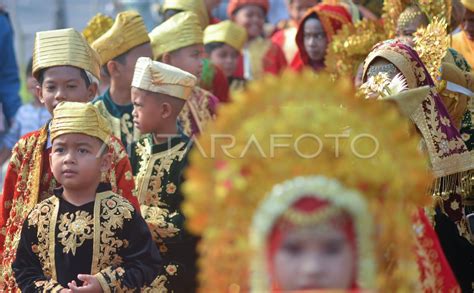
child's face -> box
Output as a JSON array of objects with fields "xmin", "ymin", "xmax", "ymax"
[
  {"xmin": 168, "ymin": 44, "xmax": 204, "ymax": 82},
  {"xmin": 303, "ymin": 18, "xmax": 328, "ymax": 63},
  {"xmin": 288, "ymin": 0, "xmax": 318, "ymax": 23},
  {"xmin": 131, "ymin": 87, "xmax": 164, "ymax": 134},
  {"xmin": 209, "ymin": 44, "xmax": 240, "ymax": 78},
  {"xmin": 50, "ymin": 133, "xmax": 110, "ymax": 191},
  {"xmin": 38, "ymin": 66, "xmax": 97, "ymax": 114},
  {"xmin": 111, "ymin": 43, "xmax": 153, "ymax": 92},
  {"xmin": 272, "ymin": 222, "xmax": 355, "ymax": 290},
  {"xmin": 233, "ymin": 5, "xmax": 265, "ymax": 39}
]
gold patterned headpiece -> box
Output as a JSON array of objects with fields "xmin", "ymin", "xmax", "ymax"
[
  {"xmin": 397, "ymin": 5, "xmax": 426, "ymax": 32},
  {"xmin": 32, "ymin": 28, "xmax": 101, "ymax": 80},
  {"xmin": 91, "ymin": 10, "xmax": 150, "ymax": 66},
  {"xmin": 162, "ymin": 0, "xmax": 209, "ymax": 28},
  {"xmin": 149, "ymin": 11, "xmax": 203, "ymax": 60},
  {"xmin": 204, "ymin": 20, "xmax": 247, "ymax": 51},
  {"xmin": 82, "ymin": 13, "xmax": 114, "ymax": 45},
  {"xmin": 132, "ymin": 57, "xmax": 197, "ymax": 100},
  {"xmin": 50, "ymin": 101, "xmax": 111, "ymax": 143},
  {"xmin": 183, "ymin": 70, "xmax": 431, "ymax": 291}
]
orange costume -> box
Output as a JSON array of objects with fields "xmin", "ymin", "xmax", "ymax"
[
  {"xmin": 451, "ymin": 31, "xmax": 474, "ymax": 69},
  {"xmin": 291, "ymin": 4, "xmax": 352, "ymax": 71},
  {"xmin": 228, "ymin": 0, "xmax": 287, "ymax": 79}
]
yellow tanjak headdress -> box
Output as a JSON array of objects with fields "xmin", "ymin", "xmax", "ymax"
[
  {"xmin": 204, "ymin": 20, "xmax": 247, "ymax": 51},
  {"xmin": 132, "ymin": 57, "xmax": 197, "ymax": 100},
  {"xmin": 50, "ymin": 101, "xmax": 111, "ymax": 143},
  {"xmin": 32, "ymin": 28, "xmax": 101, "ymax": 80},
  {"xmin": 183, "ymin": 70, "xmax": 431, "ymax": 292},
  {"xmin": 149, "ymin": 11, "xmax": 203, "ymax": 60},
  {"xmin": 162, "ymin": 0, "xmax": 209, "ymax": 28},
  {"xmin": 82, "ymin": 13, "xmax": 114, "ymax": 45},
  {"xmin": 92, "ymin": 10, "xmax": 150, "ymax": 66}
]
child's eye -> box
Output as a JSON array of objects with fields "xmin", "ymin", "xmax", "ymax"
[
  {"xmin": 53, "ymin": 147, "xmax": 64, "ymax": 153},
  {"xmin": 46, "ymin": 85, "xmax": 56, "ymax": 91},
  {"xmin": 78, "ymin": 148, "xmax": 89, "ymax": 154},
  {"xmin": 324, "ymin": 241, "xmax": 344, "ymax": 255},
  {"xmin": 282, "ymin": 243, "xmax": 302, "ymax": 255},
  {"xmin": 67, "ymin": 84, "xmax": 77, "ymax": 89}
]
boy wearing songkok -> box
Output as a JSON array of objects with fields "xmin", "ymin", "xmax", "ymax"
[
  {"xmin": 13, "ymin": 102, "xmax": 162, "ymax": 292},
  {"xmin": 0, "ymin": 28, "xmax": 139, "ymax": 291},
  {"xmin": 130, "ymin": 57, "xmax": 198, "ymax": 292},
  {"xmin": 149, "ymin": 11, "xmax": 219, "ymax": 136},
  {"xmin": 204, "ymin": 20, "xmax": 248, "ymax": 91},
  {"xmin": 92, "ymin": 10, "xmax": 153, "ymax": 149}
]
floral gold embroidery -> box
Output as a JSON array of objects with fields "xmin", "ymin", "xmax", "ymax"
[
  {"xmin": 166, "ymin": 183, "xmax": 176, "ymax": 194},
  {"xmin": 58, "ymin": 210, "xmax": 94, "ymax": 255},
  {"xmin": 165, "ymin": 264, "xmax": 177, "ymax": 276},
  {"xmin": 95, "ymin": 193, "xmax": 134, "ymax": 272}
]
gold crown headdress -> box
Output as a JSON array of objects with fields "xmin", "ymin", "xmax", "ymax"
[
  {"xmin": 413, "ymin": 17, "xmax": 449, "ymax": 85},
  {"xmin": 183, "ymin": 70, "xmax": 431, "ymax": 292},
  {"xmin": 382, "ymin": 0, "xmax": 451, "ymax": 37},
  {"xmin": 325, "ymin": 18, "xmax": 387, "ymax": 78},
  {"xmin": 82, "ymin": 13, "xmax": 114, "ymax": 45}
]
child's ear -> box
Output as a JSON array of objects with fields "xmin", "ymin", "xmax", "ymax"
[
  {"xmin": 99, "ymin": 153, "xmax": 112, "ymax": 173},
  {"xmin": 161, "ymin": 102, "xmax": 172, "ymax": 119},
  {"xmin": 37, "ymin": 85, "xmax": 45, "ymax": 104},
  {"xmin": 107, "ymin": 60, "xmax": 120, "ymax": 78},
  {"xmin": 87, "ymin": 83, "xmax": 98, "ymax": 100},
  {"xmin": 49, "ymin": 151, "xmax": 54, "ymax": 173}
]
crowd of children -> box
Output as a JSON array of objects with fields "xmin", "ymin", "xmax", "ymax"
[{"xmin": 0, "ymin": 0, "xmax": 473, "ymax": 292}]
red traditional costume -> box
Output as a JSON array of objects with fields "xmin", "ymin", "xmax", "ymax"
[
  {"xmin": 183, "ymin": 70, "xmax": 460, "ymax": 291},
  {"xmin": 0, "ymin": 28, "xmax": 139, "ymax": 291},
  {"xmin": 291, "ymin": 4, "xmax": 352, "ymax": 71}
]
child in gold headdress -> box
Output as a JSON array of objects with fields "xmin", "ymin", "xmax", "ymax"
[
  {"xmin": 92, "ymin": 11, "xmax": 153, "ymax": 150},
  {"xmin": 130, "ymin": 57, "xmax": 198, "ymax": 292},
  {"xmin": 161, "ymin": 0, "xmax": 230, "ymax": 103},
  {"xmin": 227, "ymin": 0, "xmax": 287, "ymax": 80},
  {"xmin": 204, "ymin": 20, "xmax": 248, "ymax": 92},
  {"xmin": 149, "ymin": 11, "xmax": 219, "ymax": 136},
  {"xmin": 0, "ymin": 28, "xmax": 139, "ymax": 292},
  {"xmin": 12, "ymin": 102, "xmax": 162, "ymax": 292}
]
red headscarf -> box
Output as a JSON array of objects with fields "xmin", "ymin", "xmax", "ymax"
[
  {"xmin": 227, "ymin": 0, "xmax": 269, "ymax": 17},
  {"xmin": 267, "ymin": 196, "xmax": 358, "ymax": 291},
  {"xmin": 291, "ymin": 4, "xmax": 352, "ymax": 71}
]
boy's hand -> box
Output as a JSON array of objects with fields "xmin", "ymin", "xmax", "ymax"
[
  {"xmin": 60, "ymin": 289, "xmax": 71, "ymax": 293},
  {"xmin": 68, "ymin": 275, "xmax": 104, "ymax": 293}
]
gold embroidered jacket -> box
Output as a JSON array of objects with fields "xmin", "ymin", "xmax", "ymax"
[
  {"xmin": 12, "ymin": 184, "xmax": 163, "ymax": 292},
  {"xmin": 131, "ymin": 132, "xmax": 198, "ymax": 291}
]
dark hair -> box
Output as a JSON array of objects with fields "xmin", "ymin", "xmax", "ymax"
[
  {"xmin": 37, "ymin": 67, "xmax": 91, "ymax": 87},
  {"xmin": 26, "ymin": 57, "xmax": 33, "ymax": 77},
  {"xmin": 101, "ymin": 50, "xmax": 129, "ymax": 77},
  {"xmin": 204, "ymin": 42, "xmax": 226, "ymax": 54},
  {"xmin": 163, "ymin": 9, "xmax": 183, "ymax": 21}
]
